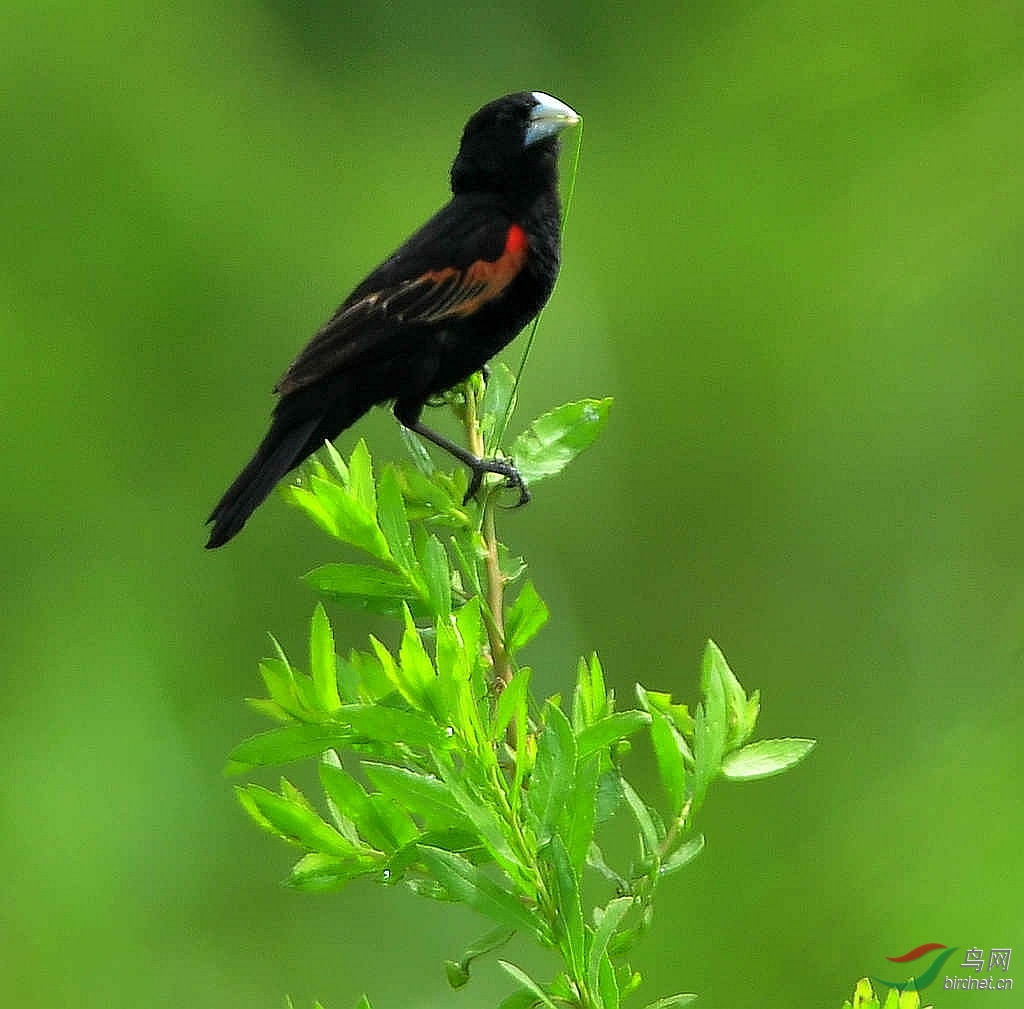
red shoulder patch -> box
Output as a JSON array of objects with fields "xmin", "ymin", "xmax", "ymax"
[
  {"xmin": 505, "ymin": 223, "xmax": 528, "ymax": 256},
  {"xmin": 409, "ymin": 223, "xmax": 529, "ymax": 323}
]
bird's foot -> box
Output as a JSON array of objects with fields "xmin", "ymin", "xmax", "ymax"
[
  {"xmin": 463, "ymin": 457, "xmax": 530, "ymax": 507},
  {"xmin": 402, "ymin": 419, "xmax": 530, "ymax": 507}
]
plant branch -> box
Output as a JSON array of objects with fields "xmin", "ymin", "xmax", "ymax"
[
  {"xmin": 462, "ymin": 379, "xmax": 513, "ymax": 691},
  {"xmin": 230, "ymin": 362, "xmax": 818, "ymax": 1009}
]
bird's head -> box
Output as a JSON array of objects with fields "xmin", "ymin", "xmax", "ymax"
[{"xmin": 451, "ymin": 91, "xmax": 579, "ymax": 198}]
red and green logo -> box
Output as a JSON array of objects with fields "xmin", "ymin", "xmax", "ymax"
[{"xmin": 871, "ymin": 944, "xmax": 958, "ymax": 992}]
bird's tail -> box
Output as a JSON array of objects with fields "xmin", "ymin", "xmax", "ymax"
[{"xmin": 205, "ymin": 414, "xmax": 321, "ymax": 548}]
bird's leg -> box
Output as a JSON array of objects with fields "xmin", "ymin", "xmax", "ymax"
[{"xmin": 405, "ymin": 420, "xmax": 530, "ymax": 506}]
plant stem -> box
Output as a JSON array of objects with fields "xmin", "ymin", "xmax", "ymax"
[
  {"xmin": 462, "ymin": 380, "xmax": 513, "ymax": 690},
  {"xmin": 482, "ymin": 506, "xmax": 512, "ymax": 689}
]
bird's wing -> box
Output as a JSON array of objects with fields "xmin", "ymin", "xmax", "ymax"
[{"xmin": 275, "ymin": 197, "xmax": 528, "ymax": 396}]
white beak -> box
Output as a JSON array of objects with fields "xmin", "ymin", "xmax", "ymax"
[{"xmin": 525, "ymin": 92, "xmax": 580, "ymax": 146}]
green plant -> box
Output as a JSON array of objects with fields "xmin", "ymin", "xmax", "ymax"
[
  {"xmin": 843, "ymin": 978, "xmax": 934, "ymax": 1009},
  {"xmin": 229, "ymin": 368, "xmax": 816, "ymax": 1009}
]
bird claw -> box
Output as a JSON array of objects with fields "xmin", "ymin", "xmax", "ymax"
[{"xmin": 463, "ymin": 458, "xmax": 530, "ymax": 507}]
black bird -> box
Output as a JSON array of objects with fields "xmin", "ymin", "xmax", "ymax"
[{"xmin": 206, "ymin": 91, "xmax": 579, "ymax": 548}]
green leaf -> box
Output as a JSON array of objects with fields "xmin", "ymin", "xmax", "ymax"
[
  {"xmin": 390, "ymin": 830, "xmax": 487, "ymax": 879},
  {"xmin": 480, "ymin": 362, "xmax": 517, "ymax": 454},
  {"xmin": 434, "ymin": 751, "xmax": 525, "ymax": 881},
  {"xmin": 378, "ymin": 465, "xmax": 419, "ymax": 577},
  {"xmin": 576, "ymin": 711, "xmax": 651, "ymax": 762},
  {"xmin": 448, "ymin": 534, "xmax": 483, "ymax": 601},
  {"xmin": 593, "ymin": 771, "xmax": 622, "ymax": 827},
  {"xmin": 308, "ymin": 472, "xmax": 390, "ymax": 560},
  {"xmin": 445, "ymin": 960, "xmax": 471, "ymax": 990},
  {"xmin": 305, "ymin": 563, "xmax": 417, "ymax": 616},
  {"xmin": 367, "ymin": 635, "xmax": 400, "ymax": 697},
  {"xmin": 645, "ymin": 707, "xmax": 686, "ymax": 816},
  {"xmin": 496, "ymin": 991, "xmax": 541, "ymax": 1009},
  {"xmin": 363, "ymin": 762, "xmax": 470, "ymax": 832},
  {"xmin": 721, "ymin": 738, "xmax": 817, "ymax": 780},
  {"xmin": 396, "ymin": 606, "xmax": 436, "ymax": 713},
  {"xmin": 318, "ymin": 751, "xmax": 361, "ymax": 841},
  {"xmin": 587, "ymin": 842, "xmax": 628, "ymax": 890},
  {"xmin": 510, "ymin": 398, "xmax": 613, "ymax": 484},
  {"xmin": 287, "ymin": 850, "xmax": 382, "ymax": 891},
  {"xmin": 550, "ymin": 971, "xmax": 575, "ymax": 1001},
  {"xmin": 572, "ymin": 657, "xmax": 590, "ymax": 731},
  {"xmin": 510, "ymin": 671, "xmax": 531, "ymax": 813},
  {"xmin": 607, "ymin": 904, "xmax": 653, "ymax": 957},
  {"xmin": 318, "ymin": 440, "xmax": 348, "ymax": 482},
  {"xmin": 617, "ymin": 968, "xmax": 643, "ymax": 1000},
  {"xmin": 642, "ymin": 995, "xmax": 698, "ymax": 1009},
  {"xmin": 635, "ymin": 684, "xmax": 695, "ymax": 739},
  {"xmin": 227, "ymin": 723, "xmax": 353, "ymax": 771},
  {"xmin": 562, "ymin": 753, "xmax": 600, "ymax": 873},
  {"xmin": 418, "ymin": 847, "xmax": 550, "ymax": 942},
  {"xmin": 367, "ymin": 791, "xmax": 420, "ymax": 847},
  {"xmin": 309, "ymin": 603, "xmax": 342, "ymax": 713},
  {"xmin": 399, "ymin": 424, "xmax": 437, "ymax": 475},
  {"xmin": 245, "ymin": 697, "xmax": 290, "ymax": 723},
  {"xmin": 740, "ymin": 689, "xmax": 762, "ymax": 748},
  {"xmin": 527, "ymin": 702, "xmax": 577, "ymax": 844},
  {"xmin": 339, "ymin": 703, "xmax": 448, "ymax": 750},
  {"xmin": 497, "ymin": 961, "xmax": 558, "ymax": 1009},
  {"xmin": 419, "ymin": 532, "xmax": 452, "ymax": 617},
  {"xmin": 445, "ymin": 925, "xmax": 516, "ymax": 990},
  {"xmin": 498, "ymin": 543, "xmax": 527, "ymax": 583},
  {"xmin": 283, "ymin": 484, "xmax": 339, "ymax": 540},
  {"xmin": 341, "ymin": 647, "xmax": 391, "ymax": 703},
  {"xmin": 573, "ymin": 654, "xmax": 609, "ymax": 730},
  {"xmin": 588, "ymin": 897, "xmax": 633, "ymax": 1007},
  {"xmin": 319, "ymin": 762, "xmax": 399, "ymax": 851},
  {"xmin": 659, "ymin": 834, "xmax": 705, "ymax": 876},
  {"xmin": 348, "ymin": 439, "xmax": 377, "ymax": 515},
  {"xmin": 588, "ymin": 655, "xmax": 608, "ymax": 719},
  {"xmin": 597, "ymin": 953, "xmax": 620, "ymax": 1009},
  {"xmin": 693, "ymin": 640, "xmax": 729, "ymax": 810},
  {"xmin": 236, "ymin": 783, "xmax": 358, "ymax": 856},
  {"xmin": 704, "ymin": 639, "xmax": 756, "ymax": 748},
  {"xmin": 454, "ymin": 589, "xmax": 485, "ymax": 658},
  {"xmin": 544, "ymin": 835, "xmax": 586, "ymax": 981},
  {"xmin": 398, "ymin": 466, "xmax": 467, "ymax": 524},
  {"xmin": 491, "ymin": 666, "xmax": 531, "ymax": 742},
  {"xmin": 435, "ymin": 605, "xmax": 489, "ymax": 750},
  {"xmin": 505, "ymin": 580, "xmax": 550, "ymax": 655},
  {"xmin": 257, "ymin": 656, "xmax": 303, "ymax": 718},
  {"xmin": 619, "ymin": 777, "xmax": 661, "ymax": 855}
]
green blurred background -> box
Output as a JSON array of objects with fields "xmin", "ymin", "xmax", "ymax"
[{"xmin": 3, "ymin": 0, "xmax": 1022, "ymax": 1006}]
